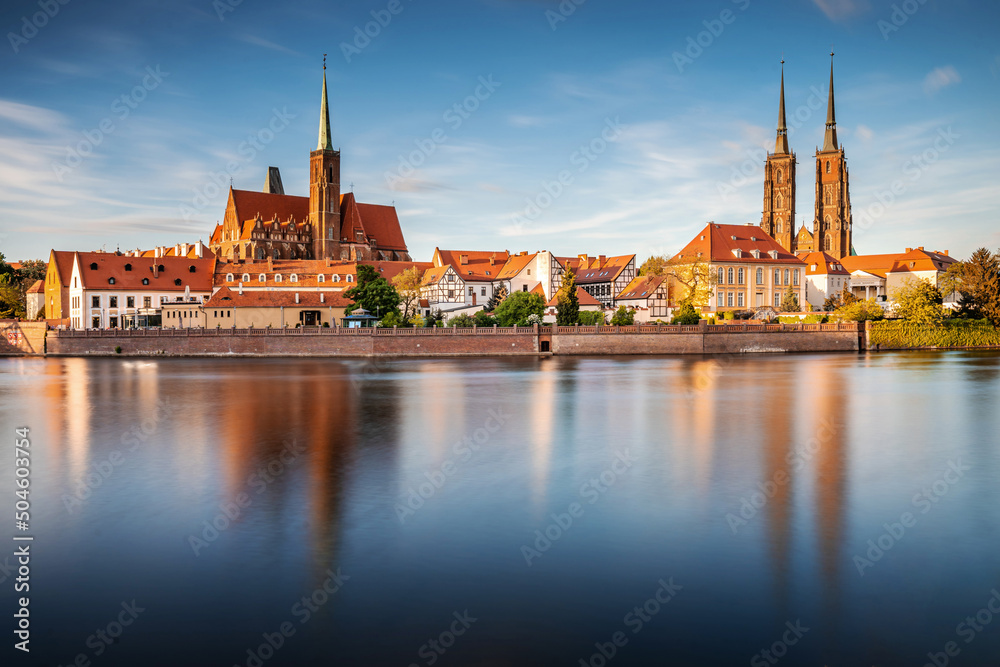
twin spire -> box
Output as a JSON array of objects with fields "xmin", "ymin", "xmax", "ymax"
[
  {"xmin": 774, "ymin": 53, "xmax": 839, "ymax": 155},
  {"xmin": 318, "ymin": 54, "xmax": 333, "ymax": 152}
]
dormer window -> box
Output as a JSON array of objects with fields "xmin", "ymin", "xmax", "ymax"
[
  {"xmin": 317, "ymin": 274, "xmax": 326, "ymax": 283},
  {"xmin": 769, "ymin": 250, "xmax": 778, "ymax": 259},
  {"xmin": 332, "ymin": 274, "xmax": 340, "ymax": 282},
  {"xmin": 274, "ymin": 274, "xmax": 283, "ymax": 283},
  {"xmin": 124, "ymin": 263, "xmax": 132, "ymax": 271},
  {"xmin": 226, "ymin": 273, "xmax": 234, "ymax": 282},
  {"xmin": 142, "ymin": 278, "xmax": 149, "ymax": 285},
  {"xmin": 108, "ymin": 277, "xmax": 115, "ymax": 284},
  {"xmin": 732, "ymin": 249, "xmax": 741, "ymax": 258},
  {"xmin": 346, "ymin": 275, "xmax": 354, "ymax": 283},
  {"xmin": 90, "ymin": 262, "xmax": 98, "ymax": 270},
  {"xmin": 258, "ymin": 274, "xmax": 266, "ymax": 283},
  {"xmin": 752, "ymin": 249, "xmax": 761, "ymax": 259},
  {"xmin": 189, "ymin": 266, "xmax": 196, "ymax": 273},
  {"xmin": 242, "ymin": 273, "xmax": 250, "ymax": 282},
  {"xmin": 174, "ymin": 279, "xmax": 182, "ymax": 286}
]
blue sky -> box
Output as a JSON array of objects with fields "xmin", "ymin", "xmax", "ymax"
[{"xmin": 1, "ymin": 0, "xmax": 998, "ymax": 263}]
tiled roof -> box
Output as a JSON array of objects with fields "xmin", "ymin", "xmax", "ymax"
[
  {"xmin": 571, "ymin": 254, "xmax": 636, "ymax": 284},
  {"xmin": 27, "ymin": 279, "xmax": 44, "ymax": 294},
  {"xmin": 421, "ymin": 265, "xmax": 454, "ymax": 286},
  {"xmin": 839, "ymin": 253, "xmax": 898, "ymax": 278},
  {"xmin": 434, "ymin": 249, "xmax": 510, "ymax": 281},
  {"xmin": 365, "ymin": 260, "xmax": 432, "ymax": 283},
  {"xmin": 617, "ymin": 275, "xmax": 666, "ymax": 301},
  {"xmin": 76, "ymin": 252, "xmax": 216, "ymax": 291},
  {"xmin": 496, "ymin": 252, "xmax": 536, "ymax": 280},
  {"xmin": 672, "ymin": 224, "xmax": 805, "ymax": 266},
  {"xmin": 216, "ymin": 259, "xmax": 357, "ymax": 289},
  {"xmin": 49, "ymin": 251, "xmax": 77, "ymax": 286},
  {"xmin": 889, "ymin": 248, "xmax": 957, "ymax": 274},
  {"xmin": 230, "ymin": 189, "xmax": 309, "ymax": 225},
  {"xmin": 204, "ymin": 286, "xmax": 352, "ymax": 309},
  {"xmin": 546, "ymin": 286, "xmax": 601, "ymax": 307},
  {"xmin": 796, "ymin": 252, "xmax": 850, "ymax": 276},
  {"xmin": 529, "ymin": 283, "xmax": 546, "ymax": 298}
]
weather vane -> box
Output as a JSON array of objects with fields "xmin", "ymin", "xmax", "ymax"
[{"xmin": 323, "ymin": 53, "xmax": 327, "ymax": 70}]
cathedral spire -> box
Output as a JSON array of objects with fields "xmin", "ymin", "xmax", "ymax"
[
  {"xmin": 318, "ymin": 55, "xmax": 333, "ymax": 151},
  {"xmin": 822, "ymin": 52, "xmax": 838, "ymax": 152},
  {"xmin": 775, "ymin": 60, "xmax": 789, "ymax": 155}
]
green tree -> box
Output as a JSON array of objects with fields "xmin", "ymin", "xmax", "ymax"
[
  {"xmin": 670, "ymin": 301, "xmax": 701, "ymax": 325},
  {"xmin": 378, "ymin": 311, "xmax": 405, "ymax": 328},
  {"xmin": 638, "ymin": 255, "xmax": 669, "ymax": 277},
  {"xmin": 391, "ymin": 266, "xmax": 424, "ymax": 319},
  {"xmin": 610, "ymin": 305, "xmax": 635, "ymax": 326},
  {"xmin": 556, "ymin": 269, "xmax": 579, "ymax": 326},
  {"xmin": 424, "ymin": 308, "xmax": 444, "ymax": 327},
  {"xmin": 781, "ymin": 285, "xmax": 800, "ymax": 312},
  {"xmin": 345, "ymin": 264, "xmax": 401, "ymax": 318},
  {"xmin": 951, "ymin": 248, "xmax": 1000, "ymax": 326},
  {"xmin": 485, "ymin": 285, "xmax": 504, "ymax": 312},
  {"xmin": 664, "ymin": 256, "xmax": 716, "ymax": 309},
  {"xmin": 0, "ymin": 274, "xmax": 25, "ymax": 319},
  {"xmin": 577, "ymin": 310, "xmax": 605, "ymax": 325},
  {"xmin": 473, "ymin": 310, "xmax": 498, "ymax": 327},
  {"xmin": 892, "ymin": 278, "xmax": 945, "ymax": 324},
  {"xmin": 494, "ymin": 290, "xmax": 545, "ymax": 326},
  {"xmin": 836, "ymin": 298, "xmax": 884, "ymax": 322},
  {"xmin": 447, "ymin": 313, "xmax": 476, "ymax": 328}
]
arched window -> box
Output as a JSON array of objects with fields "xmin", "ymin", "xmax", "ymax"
[
  {"xmin": 825, "ymin": 236, "xmax": 832, "ymax": 251},
  {"xmin": 774, "ymin": 269, "xmax": 781, "ymax": 285},
  {"xmin": 124, "ymin": 263, "xmax": 132, "ymax": 272},
  {"xmin": 274, "ymin": 274, "xmax": 283, "ymax": 283},
  {"xmin": 332, "ymin": 274, "xmax": 341, "ymax": 283},
  {"xmin": 290, "ymin": 274, "xmax": 298, "ymax": 283},
  {"xmin": 142, "ymin": 278, "xmax": 149, "ymax": 285},
  {"xmin": 108, "ymin": 277, "xmax": 115, "ymax": 285},
  {"xmin": 718, "ymin": 267, "xmax": 725, "ymax": 284},
  {"xmin": 346, "ymin": 275, "xmax": 354, "ymax": 283},
  {"xmin": 258, "ymin": 274, "xmax": 266, "ymax": 283},
  {"xmin": 776, "ymin": 170, "xmax": 783, "ymax": 184},
  {"xmin": 242, "ymin": 273, "xmax": 250, "ymax": 282},
  {"xmin": 317, "ymin": 274, "xmax": 326, "ymax": 283},
  {"xmin": 776, "ymin": 195, "xmax": 783, "ymax": 209},
  {"xmin": 793, "ymin": 269, "xmax": 800, "ymax": 285},
  {"xmin": 226, "ymin": 273, "xmax": 234, "ymax": 282},
  {"xmin": 727, "ymin": 268, "xmax": 734, "ymax": 284},
  {"xmin": 738, "ymin": 268, "xmax": 745, "ymax": 285},
  {"xmin": 756, "ymin": 268, "xmax": 763, "ymax": 285},
  {"xmin": 826, "ymin": 161, "xmax": 831, "ymax": 174},
  {"xmin": 784, "ymin": 269, "xmax": 790, "ymax": 285},
  {"xmin": 777, "ymin": 221, "xmax": 783, "ymax": 234}
]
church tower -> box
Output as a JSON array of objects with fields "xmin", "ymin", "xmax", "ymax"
[
  {"xmin": 813, "ymin": 54, "xmax": 852, "ymax": 259},
  {"xmin": 310, "ymin": 58, "xmax": 341, "ymax": 260},
  {"xmin": 761, "ymin": 61, "xmax": 797, "ymax": 253}
]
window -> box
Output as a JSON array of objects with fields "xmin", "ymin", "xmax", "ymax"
[
  {"xmin": 481, "ymin": 287, "xmax": 486, "ymax": 296},
  {"xmin": 126, "ymin": 296, "xmax": 134, "ymax": 308},
  {"xmin": 124, "ymin": 264, "xmax": 132, "ymax": 272},
  {"xmin": 522, "ymin": 285, "xmax": 528, "ymax": 292},
  {"xmin": 142, "ymin": 278, "xmax": 149, "ymax": 285},
  {"xmin": 143, "ymin": 297, "xmax": 151, "ymax": 308},
  {"xmin": 332, "ymin": 274, "xmax": 340, "ymax": 282},
  {"xmin": 346, "ymin": 275, "xmax": 354, "ymax": 283},
  {"xmin": 469, "ymin": 287, "xmax": 474, "ymax": 295},
  {"xmin": 784, "ymin": 269, "xmax": 790, "ymax": 285},
  {"xmin": 290, "ymin": 274, "xmax": 298, "ymax": 283},
  {"xmin": 756, "ymin": 268, "xmax": 763, "ymax": 285},
  {"xmin": 109, "ymin": 296, "xmax": 118, "ymax": 308},
  {"xmin": 91, "ymin": 296, "xmax": 100, "ymax": 308},
  {"xmin": 774, "ymin": 269, "xmax": 781, "ymax": 285},
  {"xmin": 174, "ymin": 279, "xmax": 182, "ymax": 286},
  {"xmin": 160, "ymin": 296, "xmax": 168, "ymax": 304},
  {"xmin": 242, "ymin": 274, "xmax": 250, "ymax": 282},
  {"xmin": 226, "ymin": 273, "xmax": 234, "ymax": 282},
  {"xmin": 447, "ymin": 290, "xmax": 454, "ymax": 298},
  {"xmin": 826, "ymin": 161, "xmax": 831, "ymax": 174},
  {"xmin": 727, "ymin": 268, "xmax": 734, "ymax": 285},
  {"xmin": 793, "ymin": 269, "xmax": 800, "ymax": 286},
  {"xmin": 717, "ymin": 292, "xmax": 724, "ymax": 307},
  {"xmin": 446, "ymin": 274, "xmax": 455, "ymax": 282},
  {"xmin": 825, "ymin": 236, "xmax": 832, "ymax": 251},
  {"xmin": 527, "ymin": 269, "xmax": 531, "ymax": 276},
  {"xmin": 727, "ymin": 292, "xmax": 734, "ymax": 307},
  {"xmin": 718, "ymin": 268, "xmax": 724, "ymax": 284},
  {"xmin": 737, "ymin": 293, "xmax": 745, "ymax": 308},
  {"xmin": 774, "ymin": 292, "xmax": 781, "ymax": 307},
  {"xmin": 317, "ymin": 275, "xmax": 325, "ymax": 283},
  {"xmin": 108, "ymin": 277, "xmax": 116, "ymax": 284},
  {"xmin": 777, "ymin": 170, "xmax": 783, "ymax": 184},
  {"xmin": 90, "ymin": 263, "xmax": 98, "ymax": 270},
  {"xmin": 274, "ymin": 275, "xmax": 283, "ymax": 283},
  {"xmin": 738, "ymin": 268, "xmax": 745, "ymax": 285},
  {"xmin": 92, "ymin": 316, "xmax": 100, "ymax": 328},
  {"xmin": 776, "ymin": 195, "xmax": 783, "ymax": 209}
]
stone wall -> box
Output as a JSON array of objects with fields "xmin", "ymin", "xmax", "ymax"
[{"xmin": 0, "ymin": 321, "xmax": 47, "ymax": 355}]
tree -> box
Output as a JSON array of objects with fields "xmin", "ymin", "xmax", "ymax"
[
  {"xmin": 836, "ymin": 299, "xmax": 884, "ymax": 322},
  {"xmin": 577, "ymin": 310, "xmax": 605, "ymax": 325},
  {"xmin": 378, "ymin": 311, "xmax": 405, "ymax": 328},
  {"xmin": 473, "ymin": 310, "xmax": 498, "ymax": 327},
  {"xmin": 0, "ymin": 274, "xmax": 25, "ymax": 319},
  {"xmin": 391, "ymin": 266, "xmax": 424, "ymax": 319},
  {"xmin": 447, "ymin": 313, "xmax": 475, "ymax": 328},
  {"xmin": 781, "ymin": 285, "xmax": 800, "ymax": 312},
  {"xmin": 664, "ymin": 256, "xmax": 716, "ymax": 309},
  {"xmin": 951, "ymin": 248, "xmax": 1000, "ymax": 325},
  {"xmin": 345, "ymin": 264, "xmax": 401, "ymax": 317},
  {"xmin": 671, "ymin": 302, "xmax": 701, "ymax": 325},
  {"xmin": 493, "ymin": 290, "xmax": 546, "ymax": 326},
  {"xmin": 424, "ymin": 308, "xmax": 444, "ymax": 327},
  {"xmin": 610, "ymin": 305, "xmax": 635, "ymax": 326},
  {"xmin": 638, "ymin": 255, "xmax": 670, "ymax": 277},
  {"xmin": 485, "ymin": 285, "xmax": 504, "ymax": 312},
  {"xmin": 892, "ymin": 278, "xmax": 945, "ymax": 324},
  {"xmin": 555, "ymin": 269, "xmax": 579, "ymax": 325}
]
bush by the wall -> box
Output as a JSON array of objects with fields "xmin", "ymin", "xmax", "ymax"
[{"xmin": 870, "ymin": 319, "xmax": 1000, "ymax": 349}]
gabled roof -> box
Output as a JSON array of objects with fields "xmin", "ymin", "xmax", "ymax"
[
  {"xmin": 529, "ymin": 283, "xmax": 546, "ymax": 298},
  {"xmin": 889, "ymin": 247, "xmax": 957, "ymax": 274},
  {"xmin": 204, "ymin": 286, "xmax": 352, "ymax": 309},
  {"xmin": 433, "ymin": 249, "xmax": 510, "ymax": 281},
  {"xmin": 617, "ymin": 275, "xmax": 667, "ymax": 301},
  {"xmin": 839, "ymin": 253, "xmax": 898, "ymax": 278},
  {"xmin": 421, "ymin": 265, "xmax": 455, "ymax": 286},
  {"xmin": 546, "ymin": 286, "xmax": 601, "ymax": 307},
  {"xmin": 230, "ymin": 188, "xmax": 309, "ymax": 226},
  {"xmin": 496, "ymin": 252, "xmax": 536, "ymax": 280},
  {"xmin": 75, "ymin": 252, "xmax": 216, "ymax": 291},
  {"xmin": 48, "ymin": 250, "xmax": 77, "ymax": 286},
  {"xmin": 796, "ymin": 252, "xmax": 850, "ymax": 276},
  {"xmin": 570, "ymin": 254, "xmax": 636, "ymax": 284},
  {"xmin": 364, "ymin": 260, "xmax": 431, "ymax": 283},
  {"xmin": 351, "ymin": 197, "xmax": 408, "ymax": 251},
  {"xmin": 672, "ymin": 224, "xmax": 804, "ymax": 266},
  {"xmin": 27, "ymin": 280, "xmax": 44, "ymax": 294}
]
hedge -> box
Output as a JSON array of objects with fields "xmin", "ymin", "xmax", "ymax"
[{"xmin": 870, "ymin": 320, "xmax": 1000, "ymax": 349}]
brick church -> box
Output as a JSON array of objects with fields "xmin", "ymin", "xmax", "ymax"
[
  {"xmin": 210, "ymin": 64, "xmax": 411, "ymax": 263},
  {"xmin": 760, "ymin": 56, "xmax": 854, "ymax": 260}
]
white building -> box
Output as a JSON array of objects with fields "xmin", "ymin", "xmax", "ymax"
[{"xmin": 798, "ymin": 251, "xmax": 851, "ymax": 310}]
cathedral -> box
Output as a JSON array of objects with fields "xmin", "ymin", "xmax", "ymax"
[
  {"xmin": 210, "ymin": 64, "xmax": 411, "ymax": 263},
  {"xmin": 761, "ymin": 56, "xmax": 854, "ymax": 260}
]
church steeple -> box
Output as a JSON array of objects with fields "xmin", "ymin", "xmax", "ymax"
[
  {"xmin": 775, "ymin": 60, "xmax": 790, "ymax": 155},
  {"xmin": 822, "ymin": 53, "xmax": 838, "ymax": 152},
  {"xmin": 318, "ymin": 56, "xmax": 333, "ymax": 151}
]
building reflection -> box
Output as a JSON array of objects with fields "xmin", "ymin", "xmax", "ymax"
[{"xmin": 762, "ymin": 361, "xmax": 794, "ymax": 616}]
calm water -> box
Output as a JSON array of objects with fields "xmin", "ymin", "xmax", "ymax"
[{"xmin": 2, "ymin": 352, "xmax": 999, "ymax": 666}]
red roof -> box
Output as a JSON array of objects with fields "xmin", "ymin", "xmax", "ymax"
[
  {"xmin": 434, "ymin": 249, "xmax": 510, "ymax": 281},
  {"xmin": 673, "ymin": 224, "xmax": 804, "ymax": 266},
  {"xmin": 572, "ymin": 254, "xmax": 635, "ymax": 285},
  {"xmin": 546, "ymin": 286, "xmax": 601, "ymax": 307},
  {"xmin": 230, "ymin": 189, "xmax": 309, "ymax": 225},
  {"xmin": 617, "ymin": 275, "xmax": 667, "ymax": 300},
  {"xmin": 496, "ymin": 252, "xmax": 536, "ymax": 280},
  {"xmin": 27, "ymin": 279, "xmax": 44, "ymax": 294},
  {"xmin": 76, "ymin": 252, "xmax": 216, "ymax": 292},
  {"xmin": 796, "ymin": 252, "xmax": 850, "ymax": 276},
  {"xmin": 840, "ymin": 248, "xmax": 955, "ymax": 278},
  {"xmin": 49, "ymin": 251, "xmax": 77, "ymax": 286},
  {"xmin": 204, "ymin": 286, "xmax": 352, "ymax": 309}
]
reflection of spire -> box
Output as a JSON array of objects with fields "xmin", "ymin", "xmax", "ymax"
[
  {"xmin": 762, "ymin": 360, "xmax": 793, "ymax": 614},
  {"xmin": 822, "ymin": 53, "xmax": 839, "ymax": 152},
  {"xmin": 775, "ymin": 60, "xmax": 790, "ymax": 155}
]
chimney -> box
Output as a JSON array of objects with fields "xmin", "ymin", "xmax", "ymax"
[
  {"xmin": 489, "ymin": 254, "xmax": 496, "ymax": 266},
  {"xmin": 326, "ymin": 258, "xmax": 332, "ymax": 267},
  {"xmin": 295, "ymin": 292, "xmax": 300, "ymax": 304},
  {"xmin": 905, "ymin": 248, "xmax": 912, "ymax": 253},
  {"xmin": 154, "ymin": 247, "xmax": 161, "ymax": 258},
  {"xmin": 942, "ymin": 250, "xmax": 949, "ymax": 256},
  {"xmin": 917, "ymin": 246, "xmax": 924, "ymax": 251},
  {"xmin": 195, "ymin": 240, "xmax": 203, "ymax": 258},
  {"xmin": 578, "ymin": 254, "xmax": 588, "ymax": 264},
  {"xmin": 174, "ymin": 244, "xmax": 181, "ymax": 256},
  {"xmin": 238, "ymin": 282, "xmax": 243, "ymax": 295},
  {"xmin": 185, "ymin": 285, "xmax": 190, "ymax": 299},
  {"xmin": 599, "ymin": 255, "xmax": 606, "ymax": 265},
  {"xmin": 320, "ymin": 292, "xmax": 325, "ymax": 304},
  {"xmin": 181, "ymin": 243, "xmax": 189, "ymax": 257},
  {"xmin": 152, "ymin": 264, "xmax": 159, "ymax": 278},
  {"xmin": 460, "ymin": 254, "xmax": 469, "ymax": 265}
]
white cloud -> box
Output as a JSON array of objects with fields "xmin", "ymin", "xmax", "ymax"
[
  {"xmin": 855, "ymin": 125, "xmax": 874, "ymax": 142},
  {"xmin": 812, "ymin": 0, "xmax": 871, "ymax": 21},
  {"xmin": 923, "ymin": 66, "xmax": 961, "ymax": 95}
]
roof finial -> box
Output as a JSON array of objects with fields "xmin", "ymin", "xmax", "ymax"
[{"xmin": 822, "ymin": 50, "xmax": 839, "ymax": 152}]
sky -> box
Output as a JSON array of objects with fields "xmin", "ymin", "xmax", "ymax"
[{"xmin": 1, "ymin": 0, "xmax": 998, "ymax": 264}]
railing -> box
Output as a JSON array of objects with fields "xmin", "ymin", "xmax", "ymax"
[{"xmin": 53, "ymin": 322, "xmax": 861, "ymax": 338}]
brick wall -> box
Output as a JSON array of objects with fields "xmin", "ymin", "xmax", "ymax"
[{"xmin": 0, "ymin": 321, "xmax": 47, "ymax": 355}]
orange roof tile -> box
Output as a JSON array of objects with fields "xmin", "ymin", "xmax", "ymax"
[
  {"xmin": 204, "ymin": 286, "xmax": 352, "ymax": 309},
  {"xmin": 546, "ymin": 286, "xmax": 601, "ymax": 307},
  {"xmin": 617, "ymin": 275, "xmax": 667, "ymax": 300},
  {"xmin": 672, "ymin": 224, "xmax": 804, "ymax": 266},
  {"xmin": 496, "ymin": 252, "xmax": 536, "ymax": 280},
  {"xmin": 434, "ymin": 249, "xmax": 510, "ymax": 281},
  {"xmin": 49, "ymin": 251, "xmax": 77, "ymax": 286},
  {"xmin": 27, "ymin": 279, "xmax": 44, "ymax": 294},
  {"xmin": 573, "ymin": 254, "xmax": 636, "ymax": 284},
  {"xmin": 796, "ymin": 252, "xmax": 850, "ymax": 276},
  {"xmin": 77, "ymin": 252, "xmax": 216, "ymax": 292},
  {"xmin": 230, "ymin": 189, "xmax": 309, "ymax": 225}
]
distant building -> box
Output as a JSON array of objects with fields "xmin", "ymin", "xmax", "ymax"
[
  {"xmin": 841, "ymin": 247, "xmax": 957, "ymax": 302},
  {"xmin": 543, "ymin": 287, "xmax": 602, "ymax": 323},
  {"xmin": 615, "ymin": 275, "xmax": 670, "ymax": 322},
  {"xmin": 561, "ymin": 254, "xmax": 636, "ymax": 309},
  {"xmin": 673, "ymin": 223, "xmax": 806, "ymax": 313},
  {"xmin": 421, "ymin": 249, "xmax": 509, "ymax": 314},
  {"xmin": 26, "ymin": 280, "xmax": 44, "ymax": 320},
  {"xmin": 199, "ymin": 286, "xmax": 352, "ymax": 328},
  {"xmin": 210, "ymin": 65, "xmax": 411, "ymax": 263},
  {"xmin": 797, "ymin": 252, "xmax": 851, "ymax": 311},
  {"xmin": 495, "ymin": 251, "xmax": 565, "ymax": 302}
]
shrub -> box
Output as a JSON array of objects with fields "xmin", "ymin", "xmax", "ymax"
[
  {"xmin": 671, "ymin": 302, "xmax": 701, "ymax": 325},
  {"xmin": 378, "ymin": 311, "xmax": 405, "ymax": 328},
  {"xmin": 577, "ymin": 310, "xmax": 605, "ymax": 326},
  {"xmin": 447, "ymin": 313, "xmax": 475, "ymax": 328},
  {"xmin": 837, "ymin": 299, "xmax": 885, "ymax": 322},
  {"xmin": 610, "ymin": 306, "xmax": 635, "ymax": 326},
  {"xmin": 870, "ymin": 319, "xmax": 1000, "ymax": 349},
  {"xmin": 473, "ymin": 310, "xmax": 498, "ymax": 327},
  {"xmin": 494, "ymin": 290, "xmax": 546, "ymax": 326},
  {"xmin": 114, "ymin": 346, "xmax": 122, "ymax": 354}
]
